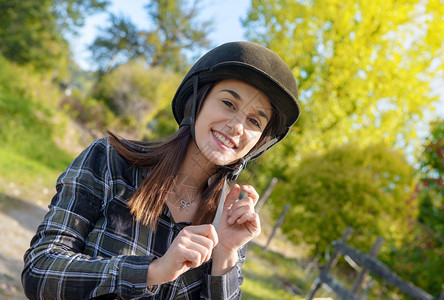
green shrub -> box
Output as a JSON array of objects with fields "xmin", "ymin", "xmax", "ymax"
[
  {"xmin": 275, "ymin": 143, "xmax": 417, "ymax": 258},
  {"xmin": 387, "ymin": 119, "xmax": 444, "ymax": 297},
  {"xmin": 385, "ymin": 227, "xmax": 444, "ymax": 297},
  {"xmin": 93, "ymin": 60, "xmax": 181, "ymax": 130},
  {"xmin": 60, "ymin": 90, "xmax": 115, "ymax": 129}
]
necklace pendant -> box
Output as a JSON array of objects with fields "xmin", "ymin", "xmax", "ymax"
[{"xmin": 179, "ymin": 199, "xmax": 192, "ymax": 211}]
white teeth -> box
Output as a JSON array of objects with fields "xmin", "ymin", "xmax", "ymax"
[{"xmin": 213, "ymin": 131, "xmax": 235, "ymax": 148}]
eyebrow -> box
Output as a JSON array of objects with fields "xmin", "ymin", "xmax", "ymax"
[
  {"xmin": 221, "ymin": 89, "xmax": 241, "ymax": 100},
  {"xmin": 221, "ymin": 89, "xmax": 270, "ymax": 122}
]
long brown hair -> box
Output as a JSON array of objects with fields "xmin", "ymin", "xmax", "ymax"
[{"xmin": 108, "ymin": 82, "xmax": 276, "ymax": 229}]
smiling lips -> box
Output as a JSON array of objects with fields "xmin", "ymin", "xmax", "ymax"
[{"xmin": 212, "ymin": 130, "xmax": 237, "ymax": 149}]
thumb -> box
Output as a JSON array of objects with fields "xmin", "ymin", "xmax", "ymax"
[{"xmin": 224, "ymin": 184, "xmax": 241, "ymax": 209}]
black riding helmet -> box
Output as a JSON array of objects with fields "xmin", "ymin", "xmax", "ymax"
[{"xmin": 172, "ymin": 41, "xmax": 301, "ymax": 164}]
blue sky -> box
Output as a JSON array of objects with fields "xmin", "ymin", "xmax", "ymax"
[{"xmin": 71, "ymin": 0, "xmax": 250, "ymax": 70}]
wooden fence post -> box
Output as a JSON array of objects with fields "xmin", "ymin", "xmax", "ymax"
[
  {"xmin": 255, "ymin": 177, "xmax": 278, "ymax": 213},
  {"xmin": 351, "ymin": 236, "xmax": 385, "ymax": 296},
  {"xmin": 307, "ymin": 228, "xmax": 438, "ymax": 300},
  {"xmin": 306, "ymin": 227, "xmax": 354, "ymax": 300},
  {"xmin": 263, "ymin": 203, "xmax": 290, "ymax": 251},
  {"xmin": 333, "ymin": 242, "xmax": 435, "ymax": 300}
]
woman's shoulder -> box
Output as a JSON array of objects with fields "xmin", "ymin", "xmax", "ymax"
[
  {"xmin": 77, "ymin": 137, "xmax": 142, "ymax": 175},
  {"xmin": 79, "ymin": 137, "xmax": 113, "ymax": 157},
  {"xmin": 102, "ymin": 137, "xmax": 149, "ymax": 183},
  {"xmin": 75, "ymin": 136, "xmax": 150, "ymax": 186},
  {"xmin": 86, "ymin": 136, "xmax": 144, "ymax": 158}
]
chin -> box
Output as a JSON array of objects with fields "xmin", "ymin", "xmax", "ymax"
[{"xmin": 206, "ymin": 152, "xmax": 236, "ymax": 167}]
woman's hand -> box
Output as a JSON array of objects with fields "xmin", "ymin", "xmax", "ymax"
[
  {"xmin": 211, "ymin": 184, "xmax": 261, "ymax": 275},
  {"xmin": 147, "ymin": 224, "xmax": 218, "ymax": 286}
]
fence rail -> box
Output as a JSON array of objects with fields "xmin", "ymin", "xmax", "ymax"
[{"xmin": 307, "ymin": 227, "xmax": 442, "ymax": 300}]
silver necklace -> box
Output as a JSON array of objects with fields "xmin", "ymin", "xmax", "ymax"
[{"xmin": 173, "ymin": 185, "xmax": 200, "ymax": 212}]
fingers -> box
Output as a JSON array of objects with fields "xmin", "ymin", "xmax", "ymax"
[
  {"xmin": 187, "ymin": 233, "xmax": 215, "ymax": 263},
  {"xmin": 228, "ymin": 204, "xmax": 257, "ymax": 226},
  {"xmin": 224, "ymin": 185, "xmax": 261, "ymax": 237},
  {"xmin": 180, "ymin": 242, "xmax": 210, "ymax": 268},
  {"xmin": 226, "ymin": 185, "xmax": 259, "ymax": 224},
  {"xmin": 214, "ymin": 185, "xmax": 262, "ymax": 259},
  {"xmin": 224, "ymin": 184, "xmax": 241, "ymax": 210},
  {"xmin": 224, "ymin": 184, "xmax": 258, "ymax": 211},
  {"xmin": 185, "ymin": 224, "xmax": 219, "ymax": 246},
  {"xmin": 241, "ymin": 185, "xmax": 259, "ymax": 205},
  {"xmin": 175, "ymin": 224, "xmax": 218, "ymax": 267},
  {"xmin": 148, "ymin": 224, "xmax": 219, "ymax": 285}
]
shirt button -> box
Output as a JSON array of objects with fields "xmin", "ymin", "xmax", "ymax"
[{"xmin": 130, "ymin": 286, "xmax": 136, "ymax": 294}]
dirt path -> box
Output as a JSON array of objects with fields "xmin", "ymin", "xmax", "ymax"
[{"xmin": 0, "ymin": 182, "xmax": 49, "ymax": 299}]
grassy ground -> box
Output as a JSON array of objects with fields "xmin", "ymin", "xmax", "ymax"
[{"xmin": 242, "ymin": 243, "xmax": 306, "ymax": 300}]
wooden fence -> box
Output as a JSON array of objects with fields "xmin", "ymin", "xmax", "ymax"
[{"xmin": 307, "ymin": 227, "xmax": 444, "ymax": 300}]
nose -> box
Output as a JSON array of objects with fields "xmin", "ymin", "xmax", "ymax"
[{"xmin": 226, "ymin": 115, "xmax": 244, "ymax": 136}]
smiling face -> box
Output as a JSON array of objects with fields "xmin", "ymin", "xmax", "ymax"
[{"xmin": 193, "ymin": 79, "xmax": 272, "ymax": 167}]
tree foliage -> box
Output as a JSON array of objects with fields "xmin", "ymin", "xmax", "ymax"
[
  {"xmin": 417, "ymin": 118, "xmax": 444, "ymax": 240},
  {"xmin": 52, "ymin": 0, "xmax": 109, "ymax": 30},
  {"xmin": 142, "ymin": 0, "xmax": 212, "ymax": 71},
  {"xmin": 0, "ymin": 0, "xmax": 108, "ymax": 71},
  {"xmin": 89, "ymin": 13, "xmax": 142, "ymax": 73},
  {"xmin": 243, "ymin": 0, "xmax": 444, "ymax": 167},
  {"xmin": 89, "ymin": 0, "xmax": 212, "ymax": 73},
  {"xmin": 274, "ymin": 144, "xmax": 416, "ymax": 257},
  {"xmin": 386, "ymin": 230, "xmax": 444, "ymax": 297},
  {"xmin": 0, "ymin": 0, "xmax": 65, "ymax": 69},
  {"xmin": 420, "ymin": 119, "xmax": 444, "ymax": 180},
  {"xmin": 386, "ymin": 119, "xmax": 444, "ymax": 297}
]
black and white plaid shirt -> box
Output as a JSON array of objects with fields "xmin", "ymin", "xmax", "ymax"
[{"xmin": 22, "ymin": 138, "xmax": 245, "ymax": 299}]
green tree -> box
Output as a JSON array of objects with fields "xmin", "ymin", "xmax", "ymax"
[
  {"xmin": 141, "ymin": 0, "xmax": 212, "ymax": 72},
  {"xmin": 420, "ymin": 119, "xmax": 444, "ymax": 180},
  {"xmin": 386, "ymin": 230, "xmax": 444, "ymax": 297},
  {"xmin": 89, "ymin": 0, "xmax": 212, "ymax": 73},
  {"xmin": 0, "ymin": 0, "xmax": 108, "ymax": 70},
  {"xmin": 88, "ymin": 0, "xmax": 212, "ymax": 73},
  {"xmin": 0, "ymin": 0, "xmax": 63, "ymax": 69},
  {"xmin": 243, "ymin": 0, "xmax": 444, "ymax": 167},
  {"xmin": 386, "ymin": 120, "xmax": 444, "ymax": 297},
  {"xmin": 417, "ymin": 119, "xmax": 444, "ymax": 237},
  {"xmin": 52, "ymin": 0, "xmax": 109, "ymax": 30},
  {"xmin": 274, "ymin": 143, "xmax": 416, "ymax": 257},
  {"xmin": 89, "ymin": 13, "xmax": 142, "ymax": 73}
]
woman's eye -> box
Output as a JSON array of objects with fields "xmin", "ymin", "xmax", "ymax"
[
  {"xmin": 222, "ymin": 100, "xmax": 235, "ymax": 109},
  {"xmin": 248, "ymin": 118, "xmax": 261, "ymax": 128}
]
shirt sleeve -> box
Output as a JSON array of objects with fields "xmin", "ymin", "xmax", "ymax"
[
  {"xmin": 21, "ymin": 139, "xmax": 154, "ymax": 300},
  {"xmin": 200, "ymin": 244, "xmax": 247, "ymax": 300}
]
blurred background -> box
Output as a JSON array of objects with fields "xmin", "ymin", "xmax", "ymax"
[{"xmin": 0, "ymin": 0, "xmax": 443, "ymax": 299}]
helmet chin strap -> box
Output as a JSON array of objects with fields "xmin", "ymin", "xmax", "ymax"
[{"xmin": 223, "ymin": 158, "xmax": 247, "ymax": 181}]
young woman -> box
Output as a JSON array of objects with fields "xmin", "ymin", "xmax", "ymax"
[{"xmin": 22, "ymin": 41, "xmax": 300, "ymax": 299}]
